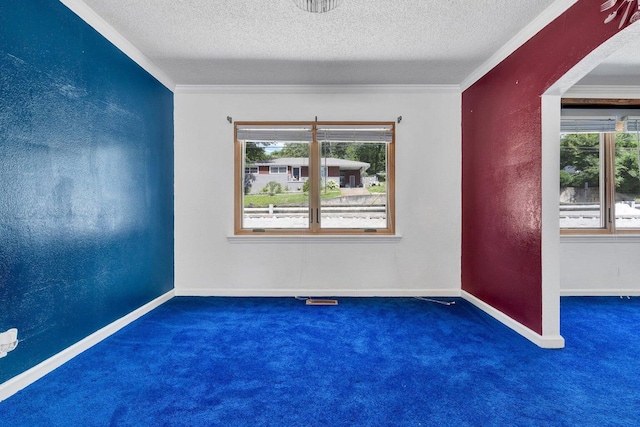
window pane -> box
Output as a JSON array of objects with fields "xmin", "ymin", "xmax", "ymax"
[
  {"xmin": 241, "ymin": 138, "xmax": 310, "ymax": 230},
  {"xmin": 614, "ymin": 132, "xmax": 640, "ymax": 229},
  {"xmin": 269, "ymin": 166, "xmax": 287, "ymax": 174},
  {"xmin": 318, "ymin": 141, "xmax": 388, "ymax": 229},
  {"xmin": 559, "ymin": 133, "xmax": 603, "ymax": 229}
]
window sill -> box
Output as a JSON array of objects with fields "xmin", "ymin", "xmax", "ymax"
[
  {"xmin": 227, "ymin": 234, "xmax": 402, "ymax": 244},
  {"xmin": 561, "ymin": 234, "xmax": 640, "ymax": 244}
]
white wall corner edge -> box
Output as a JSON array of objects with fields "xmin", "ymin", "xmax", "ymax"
[
  {"xmin": 461, "ymin": 291, "xmax": 565, "ymax": 349},
  {"xmin": 541, "ymin": 94, "xmax": 562, "ymax": 340},
  {"xmin": 0, "ymin": 290, "xmax": 175, "ymax": 403}
]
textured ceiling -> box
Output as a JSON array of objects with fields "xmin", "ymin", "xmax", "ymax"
[{"xmin": 78, "ymin": 0, "xmax": 639, "ymax": 86}]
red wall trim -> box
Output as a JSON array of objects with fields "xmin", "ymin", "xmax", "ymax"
[{"xmin": 461, "ymin": 1, "xmax": 624, "ymax": 334}]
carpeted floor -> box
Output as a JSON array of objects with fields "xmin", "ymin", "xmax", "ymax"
[{"xmin": 1, "ymin": 296, "xmax": 639, "ymax": 426}]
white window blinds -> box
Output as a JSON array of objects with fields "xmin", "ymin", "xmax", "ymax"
[
  {"xmin": 560, "ymin": 116, "xmax": 617, "ymax": 133},
  {"xmin": 316, "ymin": 124, "xmax": 394, "ymax": 143},
  {"xmin": 623, "ymin": 116, "xmax": 640, "ymax": 132},
  {"xmin": 236, "ymin": 125, "xmax": 313, "ymax": 142}
]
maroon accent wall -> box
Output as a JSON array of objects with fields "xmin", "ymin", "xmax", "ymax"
[{"xmin": 462, "ymin": 1, "xmax": 623, "ymax": 334}]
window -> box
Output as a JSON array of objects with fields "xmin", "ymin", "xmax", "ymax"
[
  {"xmin": 560, "ymin": 115, "xmax": 640, "ymax": 234},
  {"xmin": 235, "ymin": 121, "xmax": 395, "ymax": 235},
  {"xmin": 269, "ymin": 166, "xmax": 287, "ymax": 174}
]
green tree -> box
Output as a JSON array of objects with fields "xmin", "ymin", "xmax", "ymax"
[
  {"xmin": 273, "ymin": 143, "xmax": 309, "ymax": 158},
  {"xmin": 615, "ymin": 132, "xmax": 640, "ymax": 197},
  {"xmin": 560, "ymin": 170, "xmax": 574, "ymax": 188},
  {"xmin": 350, "ymin": 143, "xmax": 386, "ymax": 175},
  {"xmin": 245, "ymin": 142, "xmax": 271, "ymax": 162},
  {"xmin": 560, "ymin": 132, "xmax": 640, "ymax": 199},
  {"xmin": 321, "ymin": 142, "xmax": 348, "ymax": 159},
  {"xmin": 559, "ymin": 133, "xmax": 600, "ymax": 188},
  {"xmin": 244, "ymin": 173, "xmax": 256, "ymax": 195}
]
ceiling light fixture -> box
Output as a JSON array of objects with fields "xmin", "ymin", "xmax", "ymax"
[{"xmin": 293, "ymin": 0, "xmax": 341, "ymax": 13}]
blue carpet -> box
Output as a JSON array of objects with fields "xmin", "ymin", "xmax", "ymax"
[{"xmin": 1, "ymin": 297, "xmax": 639, "ymax": 426}]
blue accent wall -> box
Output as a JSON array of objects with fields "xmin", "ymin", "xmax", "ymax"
[{"xmin": 0, "ymin": 0, "xmax": 174, "ymax": 383}]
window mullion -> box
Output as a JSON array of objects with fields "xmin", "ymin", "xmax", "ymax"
[
  {"xmin": 605, "ymin": 132, "xmax": 616, "ymax": 234},
  {"xmin": 387, "ymin": 128, "xmax": 396, "ymax": 234},
  {"xmin": 309, "ymin": 125, "xmax": 320, "ymax": 233},
  {"xmin": 234, "ymin": 138, "xmax": 244, "ymax": 235}
]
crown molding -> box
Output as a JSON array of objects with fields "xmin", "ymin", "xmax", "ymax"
[
  {"xmin": 562, "ymin": 85, "xmax": 640, "ymax": 99},
  {"xmin": 60, "ymin": 0, "xmax": 175, "ymax": 91},
  {"xmin": 461, "ymin": 0, "xmax": 579, "ymax": 92},
  {"xmin": 174, "ymin": 84, "xmax": 460, "ymax": 95},
  {"xmin": 461, "ymin": 291, "xmax": 565, "ymax": 349}
]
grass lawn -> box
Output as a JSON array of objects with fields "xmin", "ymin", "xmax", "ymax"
[
  {"xmin": 368, "ymin": 182, "xmax": 386, "ymax": 193},
  {"xmin": 244, "ymin": 190, "xmax": 342, "ymax": 207}
]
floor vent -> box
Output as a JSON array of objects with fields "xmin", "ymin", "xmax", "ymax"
[{"xmin": 306, "ymin": 299, "xmax": 338, "ymax": 306}]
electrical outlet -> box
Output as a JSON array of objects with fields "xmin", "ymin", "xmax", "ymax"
[{"xmin": 0, "ymin": 328, "xmax": 19, "ymax": 358}]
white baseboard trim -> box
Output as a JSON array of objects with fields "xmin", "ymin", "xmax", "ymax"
[
  {"xmin": 560, "ymin": 289, "xmax": 640, "ymax": 297},
  {"xmin": 461, "ymin": 291, "xmax": 565, "ymax": 349},
  {"xmin": 175, "ymin": 287, "xmax": 461, "ymax": 298},
  {"xmin": 0, "ymin": 290, "xmax": 175, "ymax": 403}
]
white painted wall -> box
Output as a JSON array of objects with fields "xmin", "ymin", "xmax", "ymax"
[
  {"xmin": 174, "ymin": 86, "xmax": 461, "ymax": 296},
  {"xmin": 541, "ymin": 94, "xmax": 563, "ymax": 347},
  {"xmin": 560, "ymin": 236, "xmax": 640, "ymax": 296}
]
